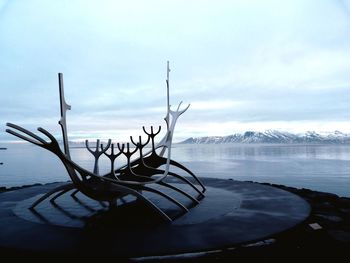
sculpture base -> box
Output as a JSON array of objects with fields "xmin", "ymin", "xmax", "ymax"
[{"xmin": 0, "ymin": 178, "xmax": 310, "ymax": 258}]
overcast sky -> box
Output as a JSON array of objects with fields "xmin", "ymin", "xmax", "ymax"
[{"xmin": 1, "ymin": 0, "xmax": 350, "ymax": 142}]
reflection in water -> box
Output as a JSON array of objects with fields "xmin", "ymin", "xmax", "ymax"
[
  {"xmin": 16, "ymin": 183, "xmax": 216, "ymax": 228},
  {"xmin": 71, "ymin": 195, "xmax": 97, "ymax": 212},
  {"xmin": 51, "ymin": 200, "xmax": 85, "ymax": 220},
  {"xmin": 171, "ymin": 144, "xmax": 350, "ymax": 197},
  {"xmin": 172, "ymin": 144, "xmax": 350, "ymax": 161},
  {"xmin": 30, "ymin": 207, "xmax": 51, "ymax": 224},
  {"xmin": 2, "ymin": 143, "xmax": 350, "ymax": 197}
]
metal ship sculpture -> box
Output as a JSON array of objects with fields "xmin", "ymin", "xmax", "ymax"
[{"xmin": 6, "ymin": 63, "xmax": 205, "ymax": 222}]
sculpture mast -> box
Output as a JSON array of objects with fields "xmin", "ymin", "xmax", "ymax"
[
  {"xmin": 58, "ymin": 73, "xmax": 72, "ymax": 158},
  {"xmin": 165, "ymin": 61, "xmax": 170, "ymax": 131}
]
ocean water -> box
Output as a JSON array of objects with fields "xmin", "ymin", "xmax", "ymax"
[{"xmin": 1, "ymin": 143, "xmax": 350, "ymax": 197}]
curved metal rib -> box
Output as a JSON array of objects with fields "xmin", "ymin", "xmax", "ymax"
[
  {"xmin": 127, "ymin": 132, "xmax": 204, "ymax": 200},
  {"xmin": 56, "ymin": 150, "xmax": 174, "ymax": 221},
  {"xmin": 142, "ymin": 153, "xmax": 206, "ymax": 193},
  {"xmin": 6, "ymin": 123, "xmax": 47, "ymax": 145},
  {"xmin": 158, "ymin": 181, "xmax": 199, "ymax": 204},
  {"xmin": 167, "ymin": 171, "xmax": 205, "ymax": 198},
  {"xmin": 169, "ymin": 159, "xmax": 206, "ymax": 192},
  {"xmin": 140, "ymin": 153, "xmax": 205, "ymax": 194},
  {"xmin": 129, "ymin": 162, "xmax": 203, "ymax": 200},
  {"xmin": 141, "ymin": 185, "xmax": 188, "ymax": 212},
  {"xmin": 105, "ymin": 182, "xmax": 172, "ymax": 222}
]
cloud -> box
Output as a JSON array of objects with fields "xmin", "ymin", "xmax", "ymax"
[
  {"xmin": 190, "ymin": 100, "xmax": 244, "ymax": 111},
  {"xmin": 1, "ymin": 0, "xmax": 350, "ymax": 142}
]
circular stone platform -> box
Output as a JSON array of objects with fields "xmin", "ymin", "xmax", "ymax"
[{"xmin": 0, "ymin": 178, "xmax": 310, "ymax": 257}]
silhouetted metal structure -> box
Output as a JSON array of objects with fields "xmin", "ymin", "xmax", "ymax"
[{"xmin": 6, "ymin": 63, "xmax": 205, "ymax": 222}]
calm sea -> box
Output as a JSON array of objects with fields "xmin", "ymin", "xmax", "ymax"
[{"xmin": 1, "ymin": 143, "xmax": 350, "ymax": 197}]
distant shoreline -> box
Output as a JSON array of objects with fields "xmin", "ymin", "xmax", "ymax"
[
  {"xmin": 3, "ymin": 140, "xmax": 350, "ymax": 146},
  {"xmin": 180, "ymin": 130, "xmax": 350, "ymax": 144}
]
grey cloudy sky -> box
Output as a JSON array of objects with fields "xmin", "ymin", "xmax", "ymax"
[{"xmin": 1, "ymin": 0, "xmax": 350, "ymax": 142}]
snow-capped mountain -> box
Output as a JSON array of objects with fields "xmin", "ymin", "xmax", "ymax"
[{"xmin": 180, "ymin": 130, "xmax": 350, "ymax": 144}]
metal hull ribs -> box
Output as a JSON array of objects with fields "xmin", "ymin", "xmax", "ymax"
[{"xmin": 6, "ymin": 65, "xmax": 205, "ymax": 222}]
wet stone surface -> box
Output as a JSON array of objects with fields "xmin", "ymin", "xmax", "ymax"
[{"xmin": 0, "ymin": 178, "xmax": 310, "ymax": 258}]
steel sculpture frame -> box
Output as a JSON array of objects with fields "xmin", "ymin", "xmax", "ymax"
[{"xmin": 6, "ymin": 63, "xmax": 205, "ymax": 222}]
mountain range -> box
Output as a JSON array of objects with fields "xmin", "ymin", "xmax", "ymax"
[{"xmin": 180, "ymin": 130, "xmax": 350, "ymax": 144}]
